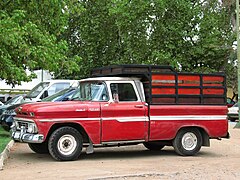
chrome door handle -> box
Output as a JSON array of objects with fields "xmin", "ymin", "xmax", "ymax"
[{"xmin": 134, "ymin": 105, "xmax": 144, "ymax": 108}]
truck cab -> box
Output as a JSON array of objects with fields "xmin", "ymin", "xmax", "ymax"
[{"xmin": 79, "ymin": 77, "xmax": 148, "ymax": 142}]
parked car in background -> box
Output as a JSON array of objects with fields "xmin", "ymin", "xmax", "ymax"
[
  {"xmin": 23, "ymin": 80, "xmax": 78, "ymax": 103},
  {"xmin": 0, "ymin": 87, "xmax": 79, "ymax": 131},
  {"xmin": 0, "ymin": 102, "xmax": 29, "ymax": 131},
  {"xmin": 0, "ymin": 95, "xmax": 24, "ymax": 116},
  {"xmin": 228, "ymin": 103, "xmax": 238, "ymax": 122},
  {"xmin": 41, "ymin": 87, "xmax": 78, "ymax": 102},
  {"xmin": 227, "ymin": 97, "xmax": 236, "ymax": 108}
]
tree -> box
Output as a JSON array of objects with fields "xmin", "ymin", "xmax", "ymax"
[
  {"xmin": 67, "ymin": 0, "xmax": 233, "ymax": 78},
  {"xmin": 0, "ymin": 1, "xmax": 81, "ymax": 86},
  {"xmin": 222, "ymin": 0, "xmax": 238, "ymax": 96},
  {"xmin": 0, "ymin": 0, "xmax": 234, "ymax": 86}
]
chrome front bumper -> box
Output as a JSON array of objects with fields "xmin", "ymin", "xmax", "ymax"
[{"xmin": 11, "ymin": 130, "xmax": 44, "ymax": 143}]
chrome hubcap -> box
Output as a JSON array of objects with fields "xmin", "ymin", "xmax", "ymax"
[
  {"xmin": 57, "ymin": 135, "xmax": 77, "ymax": 156},
  {"xmin": 181, "ymin": 132, "xmax": 197, "ymax": 151}
]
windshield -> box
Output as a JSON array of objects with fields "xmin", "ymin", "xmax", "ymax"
[
  {"xmin": 78, "ymin": 81, "xmax": 108, "ymax": 101},
  {"xmin": 26, "ymin": 82, "xmax": 50, "ymax": 98},
  {"xmin": 233, "ymin": 103, "xmax": 238, "ymax": 107},
  {"xmin": 71, "ymin": 88, "xmax": 80, "ymax": 100},
  {"xmin": 5, "ymin": 95, "xmax": 23, "ymax": 105},
  {"xmin": 41, "ymin": 88, "xmax": 76, "ymax": 102}
]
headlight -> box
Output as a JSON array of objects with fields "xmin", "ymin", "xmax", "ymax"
[
  {"xmin": 27, "ymin": 123, "xmax": 38, "ymax": 133},
  {"xmin": 14, "ymin": 120, "xmax": 38, "ymax": 134}
]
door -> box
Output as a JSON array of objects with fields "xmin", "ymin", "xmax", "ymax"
[{"xmin": 101, "ymin": 82, "xmax": 148, "ymax": 142}]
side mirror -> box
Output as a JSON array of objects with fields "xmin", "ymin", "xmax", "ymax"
[
  {"xmin": 42, "ymin": 90, "xmax": 48, "ymax": 99},
  {"xmin": 113, "ymin": 93, "xmax": 119, "ymax": 103},
  {"xmin": 102, "ymin": 94, "xmax": 107, "ymax": 101}
]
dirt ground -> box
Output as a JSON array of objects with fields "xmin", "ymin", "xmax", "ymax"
[{"xmin": 0, "ymin": 123, "xmax": 240, "ymax": 180}]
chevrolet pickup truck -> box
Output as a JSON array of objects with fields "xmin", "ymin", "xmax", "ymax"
[{"xmin": 11, "ymin": 65, "xmax": 229, "ymax": 161}]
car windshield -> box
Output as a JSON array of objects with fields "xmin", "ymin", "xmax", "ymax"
[
  {"xmin": 5, "ymin": 95, "xmax": 22, "ymax": 105},
  {"xmin": 41, "ymin": 88, "xmax": 75, "ymax": 102},
  {"xmin": 233, "ymin": 103, "xmax": 238, "ymax": 107},
  {"xmin": 71, "ymin": 88, "xmax": 80, "ymax": 100},
  {"xmin": 25, "ymin": 82, "xmax": 50, "ymax": 98},
  {"xmin": 78, "ymin": 81, "xmax": 108, "ymax": 101}
]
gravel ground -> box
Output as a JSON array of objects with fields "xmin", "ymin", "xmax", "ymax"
[{"xmin": 0, "ymin": 122, "xmax": 240, "ymax": 180}]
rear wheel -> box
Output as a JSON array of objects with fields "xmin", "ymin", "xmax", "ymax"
[
  {"xmin": 143, "ymin": 142, "xmax": 165, "ymax": 151},
  {"xmin": 173, "ymin": 128, "xmax": 202, "ymax": 156},
  {"xmin": 28, "ymin": 141, "xmax": 49, "ymax": 154},
  {"xmin": 48, "ymin": 126, "xmax": 83, "ymax": 161}
]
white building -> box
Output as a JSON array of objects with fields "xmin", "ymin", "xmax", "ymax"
[{"xmin": 0, "ymin": 70, "xmax": 53, "ymax": 102}]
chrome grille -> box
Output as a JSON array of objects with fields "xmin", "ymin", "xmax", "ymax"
[{"xmin": 16, "ymin": 121, "xmax": 28, "ymax": 130}]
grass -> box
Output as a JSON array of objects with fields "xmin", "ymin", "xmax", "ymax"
[{"xmin": 0, "ymin": 126, "xmax": 11, "ymax": 154}]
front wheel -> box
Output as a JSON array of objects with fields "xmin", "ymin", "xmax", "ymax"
[
  {"xmin": 143, "ymin": 142, "xmax": 165, "ymax": 151},
  {"xmin": 28, "ymin": 141, "xmax": 49, "ymax": 154},
  {"xmin": 173, "ymin": 128, "xmax": 202, "ymax": 156},
  {"xmin": 48, "ymin": 126, "xmax": 83, "ymax": 161}
]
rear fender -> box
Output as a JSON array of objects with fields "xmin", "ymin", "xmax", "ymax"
[{"xmin": 175, "ymin": 126, "xmax": 210, "ymax": 147}]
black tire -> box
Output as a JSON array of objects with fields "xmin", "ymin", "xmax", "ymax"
[
  {"xmin": 173, "ymin": 128, "xmax": 202, "ymax": 156},
  {"xmin": 143, "ymin": 142, "xmax": 165, "ymax": 151},
  {"xmin": 229, "ymin": 118, "xmax": 236, "ymax": 122},
  {"xmin": 48, "ymin": 126, "xmax": 83, "ymax": 161},
  {"xmin": 28, "ymin": 141, "xmax": 49, "ymax": 154}
]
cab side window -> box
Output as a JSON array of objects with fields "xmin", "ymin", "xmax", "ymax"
[{"xmin": 110, "ymin": 83, "xmax": 137, "ymax": 101}]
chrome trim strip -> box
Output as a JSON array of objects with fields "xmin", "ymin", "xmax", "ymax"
[
  {"xmin": 38, "ymin": 116, "xmax": 149, "ymax": 122},
  {"xmin": 150, "ymin": 115, "xmax": 227, "ymax": 121},
  {"xmin": 13, "ymin": 117, "xmax": 35, "ymax": 123},
  {"xmin": 38, "ymin": 115, "xmax": 226, "ymax": 122},
  {"xmin": 103, "ymin": 117, "xmax": 149, "ymax": 122},
  {"xmin": 39, "ymin": 118, "xmax": 100, "ymax": 122}
]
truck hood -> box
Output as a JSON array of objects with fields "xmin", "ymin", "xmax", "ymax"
[{"xmin": 16, "ymin": 101, "xmax": 99, "ymax": 119}]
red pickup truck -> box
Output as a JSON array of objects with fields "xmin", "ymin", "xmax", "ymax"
[{"xmin": 11, "ymin": 65, "xmax": 229, "ymax": 161}]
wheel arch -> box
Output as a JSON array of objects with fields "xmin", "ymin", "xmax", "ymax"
[
  {"xmin": 175, "ymin": 126, "xmax": 210, "ymax": 147},
  {"xmin": 46, "ymin": 123, "xmax": 90, "ymax": 143}
]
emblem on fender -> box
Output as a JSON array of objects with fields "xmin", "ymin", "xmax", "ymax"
[
  {"xmin": 76, "ymin": 109, "xmax": 86, "ymax": 112},
  {"xmin": 17, "ymin": 106, "xmax": 23, "ymax": 112}
]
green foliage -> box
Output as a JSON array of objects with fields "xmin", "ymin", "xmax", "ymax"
[
  {"xmin": 0, "ymin": 0, "xmax": 234, "ymax": 87},
  {"xmin": 0, "ymin": 1, "xmax": 82, "ymax": 86},
  {"xmin": 67, "ymin": 0, "xmax": 233, "ymax": 79},
  {"xmin": 0, "ymin": 126, "xmax": 10, "ymax": 153}
]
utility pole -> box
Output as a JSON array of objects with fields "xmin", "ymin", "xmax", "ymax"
[
  {"xmin": 235, "ymin": 0, "xmax": 240, "ymax": 128},
  {"xmin": 41, "ymin": 69, "xmax": 43, "ymax": 82}
]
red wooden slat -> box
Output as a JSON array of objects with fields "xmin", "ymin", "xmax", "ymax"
[
  {"xmin": 152, "ymin": 88, "xmax": 176, "ymax": 95},
  {"xmin": 178, "ymin": 88, "xmax": 200, "ymax": 95},
  {"xmin": 203, "ymin": 88, "xmax": 224, "ymax": 95}
]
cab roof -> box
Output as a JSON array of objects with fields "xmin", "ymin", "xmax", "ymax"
[{"xmin": 79, "ymin": 77, "xmax": 141, "ymax": 82}]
